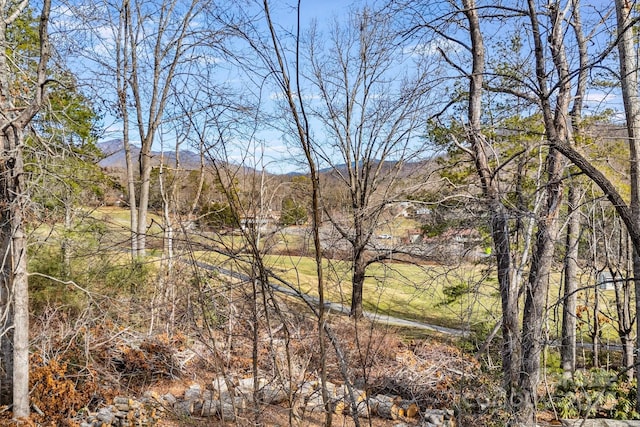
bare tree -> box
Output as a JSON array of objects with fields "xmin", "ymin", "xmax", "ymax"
[
  {"xmin": 0, "ymin": 0, "xmax": 51, "ymax": 417},
  {"xmin": 307, "ymin": 7, "xmax": 432, "ymax": 318},
  {"xmin": 123, "ymin": 0, "xmax": 207, "ymax": 258},
  {"xmin": 458, "ymin": 0, "xmax": 522, "ymax": 405},
  {"xmin": 65, "ymin": 0, "xmax": 210, "ymax": 258},
  {"xmin": 230, "ymin": 1, "xmax": 338, "ymax": 423},
  {"xmin": 561, "ymin": 0, "xmax": 589, "ymax": 378},
  {"xmin": 614, "ymin": 0, "xmax": 640, "ymax": 404}
]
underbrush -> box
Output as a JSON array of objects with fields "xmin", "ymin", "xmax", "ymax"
[
  {"xmin": 8, "ymin": 245, "xmax": 510, "ymax": 425},
  {"xmin": 8, "ymin": 295, "xmax": 507, "ymax": 426},
  {"xmin": 542, "ymin": 368, "xmax": 639, "ymax": 420}
]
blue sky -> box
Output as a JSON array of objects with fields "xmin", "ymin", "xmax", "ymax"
[{"xmin": 56, "ymin": 0, "xmax": 628, "ymax": 175}]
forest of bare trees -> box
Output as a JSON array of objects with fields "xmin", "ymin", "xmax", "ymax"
[{"xmin": 1, "ymin": 0, "xmax": 640, "ymax": 426}]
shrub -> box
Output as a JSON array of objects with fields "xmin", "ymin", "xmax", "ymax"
[
  {"xmin": 29, "ymin": 354, "xmax": 95, "ymax": 426},
  {"xmin": 544, "ymin": 369, "xmax": 640, "ymax": 420}
]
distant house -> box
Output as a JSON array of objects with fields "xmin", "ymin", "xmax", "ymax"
[
  {"xmin": 422, "ymin": 228, "xmax": 484, "ymax": 262},
  {"xmin": 403, "ymin": 229, "xmax": 423, "ymax": 244},
  {"xmin": 389, "ymin": 202, "xmax": 412, "ymax": 218},
  {"xmin": 240, "ymin": 213, "xmax": 278, "ymax": 231},
  {"xmin": 433, "ymin": 228, "xmax": 482, "ymax": 244},
  {"xmin": 597, "ymin": 271, "xmax": 617, "ymax": 291}
]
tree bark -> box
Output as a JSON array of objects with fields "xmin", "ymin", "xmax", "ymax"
[
  {"xmin": 518, "ymin": 1, "xmax": 571, "ymax": 422},
  {"xmin": 350, "ymin": 246, "xmax": 366, "ymax": 318},
  {"xmin": 0, "ymin": 0, "xmax": 51, "ymax": 417},
  {"xmin": 9, "ymin": 127, "xmax": 28, "ymax": 418},
  {"xmin": 615, "ymin": 232, "xmax": 634, "ymax": 379},
  {"xmin": 561, "ymin": 185, "xmax": 579, "ymax": 377},
  {"xmin": 461, "ymin": 0, "xmax": 520, "ymax": 401},
  {"xmin": 560, "ymin": 0, "xmax": 588, "ymax": 379},
  {"xmin": 116, "ymin": 0, "xmax": 139, "ymax": 258},
  {"xmin": 615, "ymin": 0, "xmax": 640, "ymax": 408}
]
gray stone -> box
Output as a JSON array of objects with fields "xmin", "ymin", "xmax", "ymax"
[
  {"xmin": 162, "ymin": 392, "xmax": 177, "ymax": 406},
  {"xmin": 114, "ymin": 401, "xmax": 130, "ymax": 411},
  {"xmin": 561, "ymin": 420, "xmax": 640, "ymax": 427},
  {"xmin": 260, "ymin": 383, "xmax": 289, "ymax": 404},
  {"xmin": 114, "ymin": 410, "xmax": 129, "ymax": 418},
  {"xmin": 211, "ymin": 376, "xmax": 230, "ymax": 395},
  {"xmin": 200, "ymin": 399, "xmax": 236, "ymax": 421},
  {"xmin": 174, "ymin": 399, "xmax": 194, "ymax": 416},
  {"xmin": 96, "ymin": 407, "xmax": 115, "ymax": 424},
  {"xmin": 237, "ymin": 377, "xmax": 264, "ymax": 394},
  {"xmin": 184, "ymin": 384, "xmax": 202, "ymax": 401},
  {"xmin": 304, "ymin": 391, "xmax": 325, "ymax": 412},
  {"xmin": 200, "ymin": 399, "xmax": 217, "ymax": 417}
]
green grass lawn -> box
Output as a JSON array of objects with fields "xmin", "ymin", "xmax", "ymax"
[
  {"xmin": 39, "ymin": 207, "xmax": 626, "ymax": 344},
  {"xmin": 255, "ymin": 253, "xmax": 500, "ymax": 332}
]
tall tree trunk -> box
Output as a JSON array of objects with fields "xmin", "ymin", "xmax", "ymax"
[
  {"xmin": 616, "ymin": 232, "xmax": 634, "ymax": 379},
  {"xmin": 561, "ymin": 0, "xmax": 588, "ymax": 379},
  {"xmin": 350, "ymin": 247, "xmax": 366, "ymax": 319},
  {"xmin": 0, "ymin": 0, "xmax": 51, "ymax": 417},
  {"xmin": 615, "ymin": 0, "xmax": 640, "ymax": 408},
  {"xmin": 117, "ymin": 0, "xmax": 139, "ymax": 258},
  {"xmin": 519, "ymin": 156, "xmax": 563, "ymax": 422},
  {"xmin": 561, "ymin": 185, "xmax": 579, "ymax": 377},
  {"xmin": 136, "ymin": 146, "xmax": 152, "ymax": 258},
  {"xmin": 461, "ymin": 0, "xmax": 520, "ymax": 401},
  {"xmin": 592, "ymin": 284, "xmax": 600, "ymax": 368},
  {"xmin": 0, "ymin": 127, "xmax": 30, "ymax": 417},
  {"xmin": 518, "ymin": 1, "xmax": 571, "ymax": 423},
  {"xmin": 8, "ymin": 127, "xmax": 28, "ymax": 418}
]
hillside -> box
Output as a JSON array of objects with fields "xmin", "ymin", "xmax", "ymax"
[{"xmin": 98, "ymin": 139, "xmax": 204, "ymax": 170}]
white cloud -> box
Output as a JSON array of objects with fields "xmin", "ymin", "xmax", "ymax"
[
  {"xmin": 583, "ymin": 92, "xmax": 617, "ymax": 103},
  {"xmin": 403, "ymin": 38, "xmax": 461, "ymax": 57}
]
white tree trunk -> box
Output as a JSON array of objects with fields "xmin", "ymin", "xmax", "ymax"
[
  {"xmin": 11, "ymin": 136, "xmax": 29, "ymax": 417},
  {"xmin": 615, "ymin": 0, "xmax": 640, "ymax": 408},
  {"xmin": 0, "ymin": 0, "xmax": 51, "ymax": 417}
]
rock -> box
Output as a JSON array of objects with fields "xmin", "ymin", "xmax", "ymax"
[
  {"xmin": 174, "ymin": 399, "xmax": 194, "ymax": 416},
  {"xmin": 303, "ymin": 390, "xmax": 326, "ymax": 412},
  {"xmin": 162, "ymin": 392, "xmax": 177, "ymax": 406},
  {"xmin": 71, "ymin": 378, "xmax": 458, "ymax": 427},
  {"xmin": 95, "ymin": 407, "xmax": 115, "ymax": 424},
  {"xmin": 211, "ymin": 375, "xmax": 231, "ymax": 395},
  {"xmin": 561, "ymin": 421, "xmax": 640, "ymax": 427},
  {"xmin": 184, "ymin": 383, "xmax": 202, "ymax": 401},
  {"xmin": 237, "ymin": 376, "xmax": 265, "ymax": 394},
  {"xmin": 260, "ymin": 383, "xmax": 289, "ymax": 404},
  {"xmin": 200, "ymin": 399, "xmax": 236, "ymax": 421}
]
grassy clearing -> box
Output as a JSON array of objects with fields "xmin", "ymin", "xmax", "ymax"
[
  {"xmin": 91, "ymin": 206, "xmax": 164, "ymax": 235},
  {"xmin": 257, "ymin": 254, "xmax": 500, "ymax": 331},
  {"xmin": 49, "ymin": 207, "xmax": 625, "ymax": 344}
]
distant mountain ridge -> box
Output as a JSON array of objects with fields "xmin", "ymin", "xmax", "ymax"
[
  {"xmin": 98, "ymin": 140, "xmax": 428, "ymax": 178},
  {"xmin": 98, "ymin": 139, "xmax": 202, "ymax": 170}
]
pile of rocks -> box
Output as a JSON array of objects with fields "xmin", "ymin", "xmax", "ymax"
[
  {"xmin": 163, "ymin": 377, "xmax": 455, "ymax": 426},
  {"xmin": 77, "ymin": 396, "xmax": 162, "ymax": 427},
  {"xmin": 75, "ymin": 377, "xmax": 456, "ymax": 426}
]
